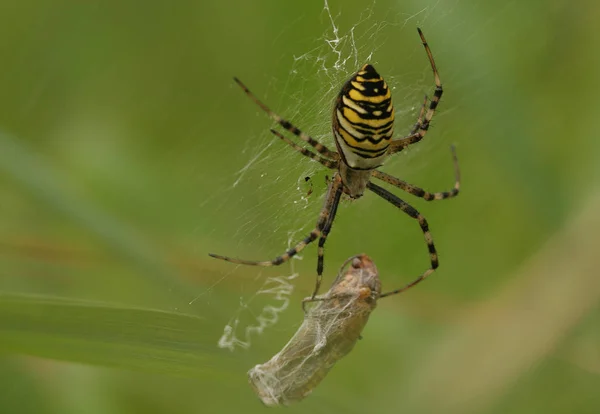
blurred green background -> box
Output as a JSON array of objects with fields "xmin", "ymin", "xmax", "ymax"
[{"xmin": 1, "ymin": 0, "xmax": 600, "ymax": 413}]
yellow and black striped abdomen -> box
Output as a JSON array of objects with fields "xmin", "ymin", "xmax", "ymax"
[{"xmin": 333, "ymin": 64, "xmax": 394, "ymax": 170}]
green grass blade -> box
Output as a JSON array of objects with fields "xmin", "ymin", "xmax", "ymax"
[{"xmin": 0, "ymin": 293, "xmax": 234, "ymax": 380}]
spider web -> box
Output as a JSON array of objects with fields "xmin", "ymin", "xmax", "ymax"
[{"xmin": 200, "ymin": 0, "xmax": 454, "ymax": 351}]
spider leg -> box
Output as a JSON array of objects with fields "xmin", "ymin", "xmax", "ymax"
[
  {"xmin": 301, "ymin": 293, "xmax": 329, "ymax": 313},
  {"xmin": 366, "ymin": 181, "xmax": 438, "ymax": 297},
  {"xmin": 209, "ymin": 174, "xmax": 344, "ymax": 267},
  {"xmin": 269, "ymin": 129, "xmax": 338, "ymax": 169},
  {"xmin": 302, "ymin": 254, "xmax": 359, "ymax": 312},
  {"xmin": 372, "ymin": 145, "xmax": 460, "ymax": 200},
  {"xmin": 408, "ymin": 95, "xmax": 428, "ymax": 136},
  {"xmin": 234, "ymin": 77, "xmax": 339, "ymax": 160},
  {"xmin": 311, "ymin": 179, "xmax": 343, "ymax": 298},
  {"xmin": 301, "ymin": 291, "xmax": 355, "ymax": 313},
  {"xmin": 388, "ymin": 28, "xmax": 443, "ymax": 155},
  {"xmin": 379, "ymin": 272, "xmax": 431, "ymax": 298}
]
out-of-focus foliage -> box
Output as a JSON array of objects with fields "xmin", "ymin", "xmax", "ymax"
[{"xmin": 1, "ymin": 1, "xmax": 599, "ymax": 413}]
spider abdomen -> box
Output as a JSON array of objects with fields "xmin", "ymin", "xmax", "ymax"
[{"xmin": 333, "ymin": 64, "xmax": 394, "ymax": 170}]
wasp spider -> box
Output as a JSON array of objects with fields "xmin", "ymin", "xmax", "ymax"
[{"xmin": 210, "ymin": 28, "xmax": 460, "ymax": 298}]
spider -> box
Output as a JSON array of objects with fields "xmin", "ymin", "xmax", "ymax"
[{"xmin": 210, "ymin": 28, "xmax": 460, "ymax": 299}]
